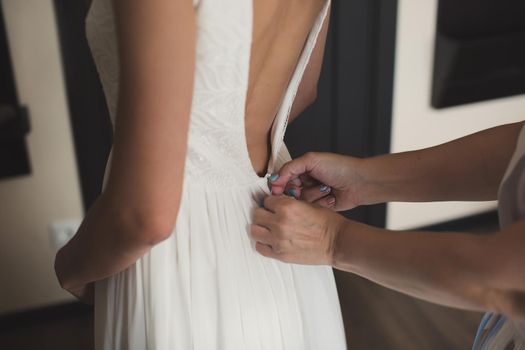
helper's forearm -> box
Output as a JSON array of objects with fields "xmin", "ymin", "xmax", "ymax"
[
  {"xmin": 360, "ymin": 122, "xmax": 524, "ymax": 204},
  {"xmin": 333, "ymin": 219, "xmax": 525, "ymax": 318},
  {"xmin": 54, "ymin": 194, "xmax": 164, "ymax": 290}
]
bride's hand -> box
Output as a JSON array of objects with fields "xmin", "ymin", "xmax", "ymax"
[
  {"xmin": 251, "ymin": 195, "xmax": 345, "ymax": 265},
  {"xmin": 55, "ymin": 247, "xmax": 95, "ymax": 305},
  {"xmin": 67, "ymin": 283, "xmax": 95, "ymax": 305},
  {"xmin": 268, "ymin": 152, "xmax": 367, "ymax": 211}
]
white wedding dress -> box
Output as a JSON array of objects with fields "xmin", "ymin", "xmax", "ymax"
[{"xmin": 85, "ymin": 0, "xmax": 346, "ymax": 349}]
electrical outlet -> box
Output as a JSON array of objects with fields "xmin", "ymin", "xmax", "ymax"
[{"xmin": 49, "ymin": 219, "xmax": 81, "ymax": 250}]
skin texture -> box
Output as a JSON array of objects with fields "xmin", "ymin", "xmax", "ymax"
[
  {"xmin": 246, "ymin": 0, "xmax": 329, "ymax": 175},
  {"xmin": 55, "ymin": 0, "xmax": 197, "ymax": 303},
  {"xmin": 55, "ymin": 0, "xmax": 331, "ymax": 303},
  {"xmin": 253, "ymin": 121, "xmax": 525, "ymax": 319}
]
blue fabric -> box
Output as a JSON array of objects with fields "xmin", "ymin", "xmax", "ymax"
[
  {"xmin": 472, "ymin": 313, "xmax": 508, "ymax": 350},
  {"xmin": 472, "ymin": 313, "xmax": 494, "ymax": 350}
]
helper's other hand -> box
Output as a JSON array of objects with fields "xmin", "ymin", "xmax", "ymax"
[{"xmin": 251, "ymin": 194, "xmax": 345, "ymax": 265}]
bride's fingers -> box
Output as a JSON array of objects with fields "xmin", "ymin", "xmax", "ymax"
[{"xmin": 300, "ymin": 184, "xmax": 331, "ymax": 203}]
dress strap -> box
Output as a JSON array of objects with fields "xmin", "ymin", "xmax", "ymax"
[{"xmin": 266, "ymin": 0, "xmax": 331, "ymax": 175}]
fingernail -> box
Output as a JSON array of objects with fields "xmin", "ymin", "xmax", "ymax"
[
  {"xmin": 268, "ymin": 173, "xmax": 279, "ymax": 182},
  {"xmin": 327, "ymin": 196, "xmax": 336, "ymax": 206},
  {"xmin": 287, "ymin": 188, "xmax": 298, "ymax": 198},
  {"xmin": 320, "ymin": 185, "xmax": 331, "ymax": 193}
]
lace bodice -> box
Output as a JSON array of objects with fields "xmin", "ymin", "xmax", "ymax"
[{"xmin": 85, "ymin": 0, "xmax": 330, "ymax": 188}]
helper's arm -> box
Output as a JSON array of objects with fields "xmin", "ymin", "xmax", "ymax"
[
  {"xmin": 359, "ymin": 122, "xmax": 524, "ymax": 204},
  {"xmin": 333, "ymin": 217, "xmax": 525, "ymax": 319}
]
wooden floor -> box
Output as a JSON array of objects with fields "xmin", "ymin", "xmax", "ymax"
[
  {"xmin": 0, "ymin": 303, "xmax": 94, "ymax": 350},
  {"xmin": 337, "ymin": 271, "xmax": 481, "ymax": 349},
  {"xmin": 0, "ymin": 275, "xmax": 483, "ymax": 350},
  {"xmin": 0, "ymin": 219, "xmax": 496, "ymax": 349}
]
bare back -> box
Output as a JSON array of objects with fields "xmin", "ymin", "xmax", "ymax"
[
  {"xmin": 246, "ymin": 0, "xmax": 327, "ymax": 176},
  {"xmin": 86, "ymin": 0, "xmax": 329, "ymax": 183}
]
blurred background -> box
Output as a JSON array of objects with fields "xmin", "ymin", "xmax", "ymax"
[{"xmin": 0, "ymin": 0, "xmax": 524, "ymax": 349}]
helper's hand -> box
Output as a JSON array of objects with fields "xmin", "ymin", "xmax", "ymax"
[
  {"xmin": 269, "ymin": 152, "xmax": 366, "ymax": 211},
  {"xmin": 251, "ymin": 195, "xmax": 345, "ymax": 265}
]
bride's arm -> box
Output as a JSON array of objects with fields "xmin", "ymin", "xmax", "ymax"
[
  {"xmin": 288, "ymin": 5, "xmax": 330, "ymax": 124},
  {"xmin": 54, "ymin": 0, "xmax": 196, "ymax": 299}
]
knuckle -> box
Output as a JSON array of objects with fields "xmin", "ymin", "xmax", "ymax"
[
  {"xmin": 275, "ymin": 215, "xmax": 287, "ymax": 228},
  {"xmin": 281, "ymin": 161, "xmax": 292, "ymax": 173},
  {"xmin": 263, "ymin": 195, "xmax": 274, "ymax": 208},
  {"xmin": 252, "ymin": 209, "xmax": 262, "ymax": 222},
  {"xmin": 278, "ymin": 202, "xmax": 293, "ymax": 216},
  {"xmin": 249, "ymin": 224, "xmax": 260, "ymax": 237},
  {"xmin": 280, "ymin": 254, "xmax": 292, "ymax": 263},
  {"xmin": 255, "ymin": 246, "xmax": 265, "ymax": 256},
  {"xmin": 274, "ymin": 197, "xmax": 285, "ymax": 207},
  {"xmin": 304, "ymin": 151, "xmax": 317, "ymax": 162},
  {"xmin": 255, "ymin": 243, "xmax": 269, "ymax": 255},
  {"xmin": 274, "ymin": 229, "xmax": 285, "ymax": 240}
]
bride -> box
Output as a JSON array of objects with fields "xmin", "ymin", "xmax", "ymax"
[{"xmin": 54, "ymin": 0, "xmax": 347, "ymax": 348}]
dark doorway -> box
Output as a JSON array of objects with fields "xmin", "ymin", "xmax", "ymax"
[
  {"xmin": 53, "ymin": 0, "xmax": 113, "ymax": 211},
  {"xmin": 0, "ymin": 4, "xmax": 31, "ymax": 180}
]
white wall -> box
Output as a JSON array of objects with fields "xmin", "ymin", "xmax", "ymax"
[
  {"xmin": 0, "ymin": 0, "xmax": 82, "ymax": 313},
  {"xmin": 387, "ymin": 0, "xmax": 525, "ymax": 230}
]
